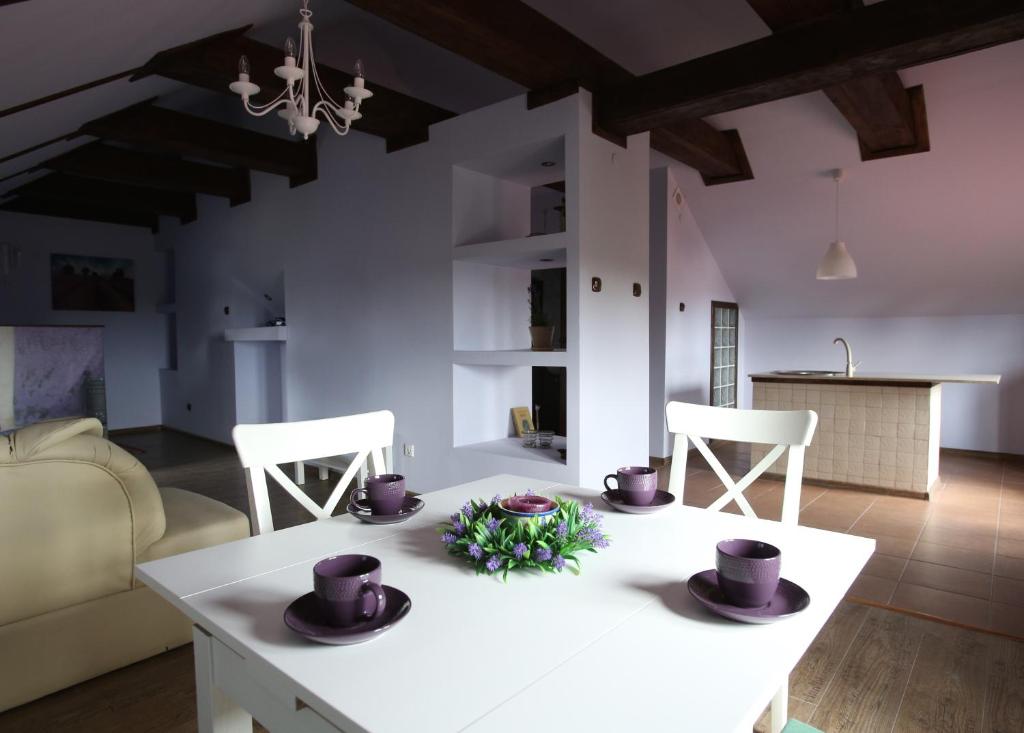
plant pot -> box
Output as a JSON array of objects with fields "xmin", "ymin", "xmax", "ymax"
[{"xmin": 529, "ymin": 326, "xmax": 555, "ymax": 351}]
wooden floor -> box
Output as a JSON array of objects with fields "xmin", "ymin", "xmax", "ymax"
[
  {"xmin": 2, "ymin": 430, "xmax": 1022, "ymax": 732},
  {"xmin": 682, "ymin": 443, "xmax": 1024, "ymax": 639}
]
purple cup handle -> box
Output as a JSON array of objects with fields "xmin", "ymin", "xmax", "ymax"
[
  {"xmin": 360, "ymin": 582, "xmax": 386, "ymax": 620},
  {"xmin": 352, "ymin": 488, "xmax": 369, "ymax": 506},
  {"xmin": 603, "ymin": 474, "xmax": 618, "ymax": 491}
]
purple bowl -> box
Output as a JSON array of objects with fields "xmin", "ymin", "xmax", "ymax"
[
  {"xmin": 715, "ymin": 539, "xmax": 781, "ymax": 608},
  {"xmin": 502, "ymin": 495, "xmax": 556, "ymax": 514}
]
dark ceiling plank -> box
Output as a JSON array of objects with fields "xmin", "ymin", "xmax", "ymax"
[
  {"xmin": 6, "ymin": 172, "xmax": 197, "ymax": 224},
  {"xmin": 78, "ymin": 102, "xmax": 317, "ymax": 187},
  {"xmin": 747, "ymin": 0, "xmax": 929, "ymax": 158},
  {"xmin": 0, "ymin": 67, "xmax": 140, "ymax": 120},
  {"xmin": 599, "ymin": 0, "xmax": 1024, "ymax": 135},
  {"xmin": 0, "ymin": 196, "xmax": 160, "ymax": 231},
  {"xmin": 347, "ymin": 0, "xmax": 753, "ymax": 183},
  {"xmin": 134, "ymin": 26, "xmax": 455, "ymax": 151},
  {"xmin": 43, "ymin": 142, "xmax": 251, "ymax": 206},
  {"xmin": 0, "ymin": 132, "xmax": 82, "ymax": 166}
]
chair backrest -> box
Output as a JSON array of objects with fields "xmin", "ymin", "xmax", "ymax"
[
  {"xmin": 665, "ymin": 401, "xmax": 817, "ymax": 525},
  {"xmin": 232, "ymin": 410, "xmax": 395, "ymax": 534}
]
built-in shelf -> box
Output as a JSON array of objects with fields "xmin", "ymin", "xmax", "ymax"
[
  {"xmin": 224, "ymin": 326, "xmax": 288, "ymax": 342},
  {"xmin": 453, "ymin": 232, "xmax": 567, "ymax": 270},
  {"xmin": 453, "ymin": 349, "xmax": 567, "ymax": 367},
  {"xmin": 457, "ymin": 435, "xmax": 567, "ymax": 467}
]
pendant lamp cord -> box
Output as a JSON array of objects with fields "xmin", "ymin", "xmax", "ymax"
[{"xmin": 834, "ymin": 176, "xmax": 840, "ymax": 242}]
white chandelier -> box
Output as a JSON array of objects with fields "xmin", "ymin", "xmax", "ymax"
[{"xmin": 228, "ymin": 0, "xmax": 372, "ymax": 139}]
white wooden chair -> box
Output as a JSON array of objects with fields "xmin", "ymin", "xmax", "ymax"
[
  {"xmin": 232, "ymin": 410, "xmax": 395, "ymax": 535},
  {"xmin": 665, "ymin": 400, "xmax": 817, "ymax": 733}
]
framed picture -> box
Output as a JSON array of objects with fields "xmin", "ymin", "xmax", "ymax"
[
  {"xmin": 51, "ymin": 253, "xmax": 135, "ymax": 312},
  {"xmin": 511, "ymin": 406, "xmax": 534, "ymax": 437}
]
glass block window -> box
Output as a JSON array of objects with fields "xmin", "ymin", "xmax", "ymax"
[{"xmin": 711, "ymin": 301, "xmax": 738, "ymax": 408}]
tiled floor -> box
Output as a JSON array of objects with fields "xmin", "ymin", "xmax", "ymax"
[{"xmin": 678, "ymin": 442, "xmax": 1024, "ymax": 639}]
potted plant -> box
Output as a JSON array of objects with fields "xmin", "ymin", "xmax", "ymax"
[{"xmin": 528, "ymin": 283, "xmax": 555, "ymax": 351}]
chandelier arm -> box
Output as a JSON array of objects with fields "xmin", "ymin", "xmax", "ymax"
[
  {"xmin": 308, "ymin": 51, "xmax": 355, "ymax": 113},
  {"xmin": 243, "ymin": 94, "xmax": 293, "ymax": 117},
  {"xmin": 312, "ymin": 101, "xmax": 351, "ymax": 135}
]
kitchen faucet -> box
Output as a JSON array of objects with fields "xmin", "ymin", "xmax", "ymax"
[{"xmin": 833, "ymin": 337, "xmax": 861, "ymax": 377}]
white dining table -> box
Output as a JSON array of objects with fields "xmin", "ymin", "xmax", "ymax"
[{"xmin": 136, "ymin": 473, "xmax": 874, "ymax": 733}]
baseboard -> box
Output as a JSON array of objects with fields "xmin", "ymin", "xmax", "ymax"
[
  {"xmin": 107, "ymin": 425, "xmax": 163, "ymax": 436},
  {"xmin": 941, "ymin": 447, "xmax": 1024, "ymax": 462},
  {"xmin": 156, "ymin": 425, "xmax": 234, "ymax": 448}
]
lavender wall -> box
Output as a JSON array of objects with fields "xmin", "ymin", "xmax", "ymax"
[
  {"xmin": 742, "ymin": 315, "xmax": 1024, "ymax": 454},
  {"xmin": 649, "ymin": 168, "xmax": 739, "ymax": 458},
  {"xmin": 0, "ymin": 212, "xmax": 169, "ymax": 429}
]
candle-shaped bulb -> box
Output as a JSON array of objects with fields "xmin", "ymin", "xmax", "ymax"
[
  {"xmin": 354, "ymin": 58, "xmax": 364, "ymax": 78},
  {"xmin": 285, "ymin": 37, "xmax": 297, "ymax": 59},
  {"xmin": 238, "ymin": 55, "xmax": 251, "ymax": 77}
]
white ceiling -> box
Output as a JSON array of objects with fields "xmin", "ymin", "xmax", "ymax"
[{"xmin": 3, "ymin": 0, "xmax": 1023, "ymax": 317}]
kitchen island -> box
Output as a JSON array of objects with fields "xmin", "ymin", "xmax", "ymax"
[{"xmin": 749, "ymin": 373, "xmax": 1001, "ymax": 497}]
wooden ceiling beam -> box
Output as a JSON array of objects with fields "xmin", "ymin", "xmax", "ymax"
[
  {"xmin": 599, "ymin": 0, "xmax": 1024, "ymax": 135},
  {"xmin": 747, "ymin": 0, "xmax": 929, "ymax": 159},
  {"xmin": 6, "ymin": 172, "xmax": 197, "ymax": 223},
  {"xmin": 0, "ymin": 196, "xmax": 160, "ymax": 231},
  {"xmin": 43, "ymin": 142, "xmax": 251, "ymax": 206},
  {"xmin": 78, "ymin": 101, "xmax": 317, "ymax": 187},
  {"xmin": 346, "ymin": 0, "xmax": 753, "ymax": 184},
  {"xmin": 133, "ymin": 26, "xmax": 455, "ymax": 151}
]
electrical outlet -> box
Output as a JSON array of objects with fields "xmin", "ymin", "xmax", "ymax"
[{"xmin": 403, "ymin": 443, "xmax": 415, "ymax": 458}]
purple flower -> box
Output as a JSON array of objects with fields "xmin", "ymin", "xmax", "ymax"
[
  {"xmin": 450, "ymin": 512, "xmax": 461, "ymax": 523},
  {"xmin": 485, "ymin": 555, "xmax": 502, "ymax": 573},
  {"xmin": 485, "ymin": 516, "xmax": 500, "ymax": 531},
  {"xmin": 452, "ymin": 519, "xmax": 466, "ymax": 535},
  {"xmin": 556, "ymin": 521, "xmax": 568, "ymax": 538},
  {"xmin": 593, "ymin": 536, "xmax": 610, "ymax": 549},
  {"xmin": 513, "ymin": 542, "xmax": 528, "ymax": 559},
  {"xmin": 553, "ymin": 555, "xmax": 566, "ymax": 571},
  {"xmin": 462, "ymin": 502, "xmax": 475, "ymax": 520},
  {"xmin": 525, "ymin": 489, "xmax": 536, "ymax": 496},
  {"xmin": 491, "ymin": 494, "xmax": 502, "ymax": 505},
  {"xmin": 580, "ymin": 502, "xmax": 601, "ymax": 524},
  {"xmin": 468, "ymin": 542, "xmax": 483, "ymax": 560},
  {"xmin": 440, "ymin": 532, "xmax": 456, "ymax": 545},
  {"xmin": 576, "ymin": 526, "xmax": 603, "ymax": 542},
  {"xmin": 533, "ymin": 546, "xmax": 552, "ymax": 562}
]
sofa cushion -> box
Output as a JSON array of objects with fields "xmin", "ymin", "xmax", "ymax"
[{"xmin": 138, "ymin": 487, "xmax": 250, "ymax": 564}]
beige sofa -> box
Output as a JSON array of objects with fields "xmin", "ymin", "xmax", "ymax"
[{"xmin": 0, "ymin": 418, "xmax": 250, "ymax": 712}]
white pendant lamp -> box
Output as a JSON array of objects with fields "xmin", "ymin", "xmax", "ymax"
[{"xmin": 816, "ymin": 168, "xmax": 858, "ymax": 280}]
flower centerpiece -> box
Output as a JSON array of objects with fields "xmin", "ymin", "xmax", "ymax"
[{"xmin": 439, "ymin": 493, "xmax": 610, "ymax": 580}]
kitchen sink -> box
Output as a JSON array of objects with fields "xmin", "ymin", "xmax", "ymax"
[{"xmin": 771, "ymin": 370, "xmax": 843, "ymax": 376}]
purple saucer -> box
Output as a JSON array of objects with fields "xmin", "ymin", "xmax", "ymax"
[
  {"xmin": 347, "ymin": 496, "xmax": 424, "ymax": 525},
  {"xmin": 284, "ymin": 585, "xmax": 411, "ymax": 644},
  {"xmin": 686, "ymin": 569, "xmax": 810, "ymax": 624},
  {"xmin": 600, "ymin": 489, "xmax": 676, "ymax": 514}
]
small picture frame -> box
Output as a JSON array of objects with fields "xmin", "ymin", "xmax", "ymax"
[{"xmin": 511, "ymin": 406, "xmax": 534, "ymax": 437}]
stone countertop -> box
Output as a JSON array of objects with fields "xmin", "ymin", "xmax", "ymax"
[{"xmin": 749, "ymin": 372, "xmax": 1001, "ymax": 385}]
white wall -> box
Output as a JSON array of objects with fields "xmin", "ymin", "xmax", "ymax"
[
  {"xmin": 160, "ymin": 93, "xmax": 651, "ymax": 491},
  {"xmin": 575, "ymin": 103, "xmax": 650, "ymax": 488},
  {"xmin": 742, "ymin": 315, "xmax": 1024, "ymax": 454},
  {"xmin": 0, "ymin": 212, "xmax": 169, "ymax": 429},
  {"xmin": 649, "ymin": 168, "xmax": 738, "ymax": 458}
]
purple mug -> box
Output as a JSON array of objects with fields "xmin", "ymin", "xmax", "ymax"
[
  {"xmin": 604, "ymin": 466, "xmax": 658, "ymax": 506},
  {"xmin": 715, "ymin": 539, "xmax": 781, "ymax": 608},
  {"xmin": 313, "ymin": 554, "xmax": 387, "ymax": 627},
  {"xmin": 353, "ymin": 473, "xmax": 406, "ymax": 515}
]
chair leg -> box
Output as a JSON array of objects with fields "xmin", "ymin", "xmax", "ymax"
[
  {"xmin": 770, "ymin": 678, "xmax": 788, "ymax": 733},
  {"xmin": 294, "ymin": 461, "xmax": 306, "ymax": 485},
  {"xmin": 318, "ymin": 465, "xmax": 329, "ymax": 481}
]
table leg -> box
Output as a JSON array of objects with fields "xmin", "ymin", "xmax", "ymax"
[
  {"xmin": 193, "ymin": 625, "xmax": 253, "ymax": 733},
  {"xmin": 770, "ymin": 677, "xmax": 788, "ymax": 733}
]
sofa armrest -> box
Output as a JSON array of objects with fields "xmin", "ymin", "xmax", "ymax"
[{"xmin": 0, "ymin": 461, "xmax": 135, "ymax": 626}]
